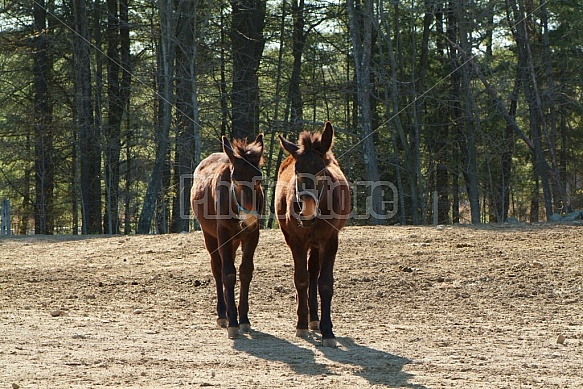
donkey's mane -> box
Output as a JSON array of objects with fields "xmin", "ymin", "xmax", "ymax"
[
  {"xmin": 297, "ymin": 131, "xmax": 336, "ymax": 164},
  {"xmin": 231, "ymin": 138, "xmax": 264, "ymax": 166}
]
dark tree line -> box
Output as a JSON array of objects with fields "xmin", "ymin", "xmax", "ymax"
[{"xmin": 1, "ymin": 0, "xmax": 582, "ymax": 235}]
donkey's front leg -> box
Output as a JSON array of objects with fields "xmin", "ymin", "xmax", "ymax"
[
  {"xmin": 238, "ymin": 230, "xmax": 259, "ymax": 333},
  {"xmin": 308, "ymin": 248, "xmax": 321, "ymax": 331},
  {"xmin": 291, "ymin": 245, "xmax": 310, "ymax": 337},
  {"xmin": 217, "ymin": 227, "xmax": 239, "ymax": 339},
  {"xmin": 203, "ymin": 231, "xmax": 228, "ymax": 328}
]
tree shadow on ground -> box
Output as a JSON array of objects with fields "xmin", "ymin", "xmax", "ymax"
[{"xmin": 233, "ymin": 329, "xmax": 426, "ymax": 388}]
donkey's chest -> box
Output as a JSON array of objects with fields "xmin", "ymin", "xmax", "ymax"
[{"xmin": 286, "ymin": 219, "xmax": 334, "ymax": 246}]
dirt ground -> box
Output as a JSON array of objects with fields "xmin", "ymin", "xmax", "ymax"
[{"xmin": 1, "ymin": 223, "xmax": 583, "ymax": 388}]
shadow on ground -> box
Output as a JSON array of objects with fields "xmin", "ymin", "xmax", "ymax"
[
  {"xmin": 233, "ymin": 330, "xmax": 426, "ymax": 388},
  {"xmin": 326, "ymin": 336, "xmax": 427, "ymax": 388}
]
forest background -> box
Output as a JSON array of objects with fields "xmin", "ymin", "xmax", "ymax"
[{"xmin": 0, "ymin": 0, "xmax": 582, "ymax": 235}]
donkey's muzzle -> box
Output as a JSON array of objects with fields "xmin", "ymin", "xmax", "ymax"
[
  {"xmin": 298, "ymin": 192, "xmax": 319, "ymax": 222},
  {"xmin": 233, "ymin": 184, "xmax": 260, "ymax": 227}
]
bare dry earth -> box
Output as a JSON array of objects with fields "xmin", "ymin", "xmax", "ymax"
[{"xmin": 1, "ymin": 224, "xmax": 583, "ymax": 388}]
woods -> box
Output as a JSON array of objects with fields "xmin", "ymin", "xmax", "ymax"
[{"xmin": 1, "ymin": 0, "xmax": 582, "ymax": 234}]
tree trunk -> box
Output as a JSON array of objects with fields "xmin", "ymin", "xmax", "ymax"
[
  {"xmin": 496, "ymin": 74, "xmax": 519, "ymax": 222},
  {"xmin": 374, "ymin": 1, "xmax": 404, "ymax": 224},
  {"xmin": 123, "ymin": 129, "xmax": 132, "ymax": 234},
  {"xmin": 171, "ymin": 0, "xmax": 202, "ymax": 233},
  {"xmin": 266, "ymin": 0, "xmax": 289, "ymax": 228},
  {"xmin": 530, "ymin": 170, "xmax": 539, "ymax": 222},
  {"xmin": 423, "ymin": 0, "xmax": 450, "ymax": 225},
  {"xmin": 459, "ymin": 50, "xmax": 480, "ymax": 223},
  {"xmin": 447, "ymin": 0, "xmax": 480, "ymax": 224},
  {"xmin": 559, "ymin": 113, "xmax": 570, "ymax": 212},
  {"xmin": 348, "ymin": 0, "xmax": 384, "ymax": 224},
  {"xmin": 447, "ymin": 2, "xmax": 464, "ymax": 223},
  {"xmin": 104, "ymin": 0, "xmax": 131, "ymax": 234},
  {"xmin": 20, "ymin": 135, "xmax": 32, "ymax": 234},
  {"xmin": 157, "ymin": 150, "xmax": 171, "ymax": 234},
  {"xmin": 408, "ymin": 0, "xmax": 433, "ymax": 225},
  {"xmin": 376, "ymin": 1, "xmax": 416, "ymax": 224},
  {"xmin": 432, "ymin": 2, "xmax": 452, "ymax": 224},
  {"xmin": 230, "ymin": 0, "xmax": 266, "ymax": 139},
  {"xmin": 137, "ymin": 0, "xmax": 175, "ymax": 234},
  {"xmin": 219, "ymin": 6, "xmax": 228, "ymax": 138},
  {"xmin": 541, "ymin": 0, "xmax": 567, "ymax": 213},
  {"xmin": 73, "ymin": 0, "xmax": 102, "ymax": 234},
  {"xmin": 32, "ymin": 0, "xmax": 54, "ymax": 234},
  {"xmin": 507, "ymin": 0, "xmax": 553, "ymax": 219},
  {"xmin": 93, "ymin": 0, "xmax": 105, "ymax": 232},
  {"xmin": 450, "ymin": 0, "xmax": 480, "ymax": 224},
  {"xmin": 288, "ymin": 0, "xmax": 306, "ymax": 129}
]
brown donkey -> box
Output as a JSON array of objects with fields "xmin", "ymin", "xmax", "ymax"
[
  {"xmin": 276, "ymin": 121, "xmax": 351, "ymax": 347},
  {"xmin": 191, "ymin": 134, "xmax": 264, "ymax": 339}
]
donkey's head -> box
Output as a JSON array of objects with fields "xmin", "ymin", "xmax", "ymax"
[
  {"xmin": 223, "ymin": 134, "xmax": 264, "ymax": 227},
  {"xmin": 278, "ymin": 121, "xmax": 335, "ymax": 224}
]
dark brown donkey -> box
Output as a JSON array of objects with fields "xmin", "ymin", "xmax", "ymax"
[
  {"xmin": 191, "ymin": 134, "xmax": 264, "ymax": 339},
  {"xmin": 276, "ymin": 121, "xmax": 350, "ymax": 347}
]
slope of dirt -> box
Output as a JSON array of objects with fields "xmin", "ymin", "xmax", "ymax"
[{"xmin": 1, "ymin": 223, "xmax": 582, "ymax": 388}]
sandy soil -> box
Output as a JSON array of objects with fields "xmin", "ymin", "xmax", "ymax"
[{"xmin": 1, "ymin": 223, "xmax": 583, "ymax": 388}]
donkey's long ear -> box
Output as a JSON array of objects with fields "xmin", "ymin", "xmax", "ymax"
[
  {"xmin": 320, "ymin": 121, "xmax": 334, "ymax": 153},
  {"xmin": 253, "ymin": 133, "xmax": 264, "ymax": 152},
  {"xmin": 222, "ymin": 136, "xmax": 236, "ymax": 164},
  {"xmin": 278, "ymin": 134, "xmax": 299, "ymax": 157}
]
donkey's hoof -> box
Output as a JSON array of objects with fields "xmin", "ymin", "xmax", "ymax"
[
  {"xmin": 217, "ymin": 318, "xmax": 228, "ymax": 328},
  {"xmin": 322, "ymin": 338, "xmax": 338, "ymax": 348},
  {"xmin": 295, "ymin": 329, "xmax": 309, "ymax": 338},
  {"xmin": 239, "ymin": 323, "xmax": 251, "ymax": 333},
  {"xmin": 227, "ymin": 326, "xmax": 239, "ymax": 339},
  {"xmin": 309, "ymin": 321, "xmax": 320, "ymax": 331}
]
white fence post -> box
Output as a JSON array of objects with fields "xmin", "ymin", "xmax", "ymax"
[{"xmin": 1, "ymin": 198, "xmax": 11, "ymax": 235}]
